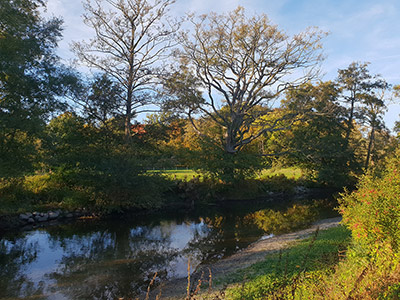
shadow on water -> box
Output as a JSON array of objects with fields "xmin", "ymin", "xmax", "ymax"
[{"xmin": 0, "ymin": 196, "xmax": 339, "ymax": 299}]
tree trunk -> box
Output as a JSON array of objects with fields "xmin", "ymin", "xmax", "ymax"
[
  {"xmin": 345, "ymin": 97, "xmax": 355, "ymax": 142},
  {"xmin": 124, "ymin": 88, "xmax": 132, "ymax": 142},
  {"xmin": 365, "ymin": 123, "xmax": 375, "ymax": 169},
  {"xmin": 225, "ymin": 132, "xmax": 237, "ymax": 154}
]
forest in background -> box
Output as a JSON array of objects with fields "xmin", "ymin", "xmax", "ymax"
[{"xmin": 1, "ymin": 0, "xmax": 400, "ymax": 214}]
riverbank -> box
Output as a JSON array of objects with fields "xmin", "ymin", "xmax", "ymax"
[
  {"xmin": 0, "ymin": 186, "xmax": 338, "ymax": 234},
  {"xmin": 148, "ymin": 217, "xmax": 344, "ymax": 299}
]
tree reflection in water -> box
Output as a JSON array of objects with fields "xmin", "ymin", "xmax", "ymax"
[
  {"xmin": 0, "ymin": 207, "xmax": 266, "ymax": 300},
  {"xmin": 0, "ymin": 233, "xmax": 42, "ymax": 298},
  {"xmin": 45, "ymin": 218, "xmax": 216, "ymax": 299}
]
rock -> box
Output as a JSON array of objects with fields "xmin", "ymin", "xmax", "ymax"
[
  {"xmin": 27, "ymin": 218, "xmax": 35, "ymax": 224},
  {"xmin": 19, "ymin": 213, "xmax": 30, "ymax": 221},
  {"xmin": 35, "ymin": 214, "xmax": 48, "ymax": 222},
  {"xmin": 48, "ymin": 211, "xmax": 60, "ymax": 220},
  {"xmin": 32, "ymin": 212, "xmax": 38, "ymax": 217},
  {"xmin": 294, "ymin": 186, "xmax": 309, "ymax": 194},
  {"xmin": 66, "ymin": 213, "xmax": 74, "ymax": 218}
]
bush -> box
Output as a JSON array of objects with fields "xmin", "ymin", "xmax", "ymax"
[
  {"xmin": 187, "ymin": 138, "xmax": 264, "ymax": 183},
  {"xmin": 339, "ymin": 148, "xmax": 400, "ymax": 253}
]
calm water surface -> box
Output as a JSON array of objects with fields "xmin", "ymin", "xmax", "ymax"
[{"xmin": 0, "ymin": 201, "xmax": 317, "ymax": 299}]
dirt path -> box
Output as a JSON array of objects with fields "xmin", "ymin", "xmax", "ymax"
[{"xmin": 150, "ymin": 217, "xmax": 342, "ymax": 299}]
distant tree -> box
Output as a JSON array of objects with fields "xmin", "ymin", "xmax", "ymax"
[
  {"xmin": 0, "ymin": 0, "xmax": 77, "ymax": 177},
  {"xmin": 277, "ymin": 82, "xmax": 357, "ymax": 185},
  {"xmin": 337, "ymin": 62, "xmax": 380, "ymax": 141},
  {"xmin": 167, "ymin": 7, "xmax": 325, "ymax": 155},
  {"xmin": 72, "ymin": 0, "xmax": 179, "ymax": 142},
  {"xmin": 337, "ymin": 62, "xmax": 393, "ymax": 169},
  {"xmin": 75, "ymin": 73, "xmax": 124, "ymax": 130},
  {"xmin": 360, "ymin": 80, "xmax": 390, "ymax": 169},
  {"xmin": 337, "ymin": 62, "xmax": 371, "ymax": 141},
  {"xmin": 393, "ymin": 85, "xmax": 400, "ymax": 138}
]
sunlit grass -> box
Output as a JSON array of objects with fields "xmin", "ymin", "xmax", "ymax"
[
  {"xmin": 147, "ymin": 169, "xmax": 199, "ymax": 180},
  {"xmin": 147, "ymin": 167, "xmax": 304, "ymax": 182},
  {"xmin": 221, "ymin": 226, "xmax": 351, "ymax": 299},
  {"xmin": 257, "ymin": 167, "xmax": 304, "ymax": 180}
]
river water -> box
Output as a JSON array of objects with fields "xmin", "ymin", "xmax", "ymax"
[{"xmin": 0, "ymin": 199, "xmax": 334, "ymax": 299}]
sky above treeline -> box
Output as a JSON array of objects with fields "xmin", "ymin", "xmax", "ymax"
[{"xmin": 45, "ymin": 0, "xmax": 400, "ymax": 130}]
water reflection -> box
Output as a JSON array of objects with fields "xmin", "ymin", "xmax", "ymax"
[
  {"xmin": 0, "ymin": 209, "xmax": 264, "ymax": 300},
  {"xmin": 0, "ymin": 236, "xmax": 42, "ymax": 298}
]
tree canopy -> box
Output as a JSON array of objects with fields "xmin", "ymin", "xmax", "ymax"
[
  {"xmin": 166, "ymin": 7, "xmax": 326, "ymax": 154},
  {"xmin": 0, "ymin": 0, "xmax": 77, "ymax": 177}
]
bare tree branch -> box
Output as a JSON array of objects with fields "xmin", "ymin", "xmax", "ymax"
[
  {"xmin": 175, "ymin": 7, "xmax": 325, "ymax": 154},
  {"xmin": 72, "ymin": 0, "xmax": 179, "ymax": 141}
]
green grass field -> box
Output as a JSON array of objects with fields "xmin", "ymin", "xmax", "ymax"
[{"xmin": 147, "ymin": 167, "xmax": 304, "ymax": 181}]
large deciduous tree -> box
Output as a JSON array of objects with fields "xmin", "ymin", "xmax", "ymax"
[
  {"xmin": 0, "ymin": 0, "xmax": 76, "ymax": 177},
  {"xmin": 72, "ymin": 0, "xmax": 179, "ymax": 142},
  {"xmin": 169, "ymin": 7, "xmax": 325, "ymax": 154}
]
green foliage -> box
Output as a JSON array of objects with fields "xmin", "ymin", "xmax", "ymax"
[
  {"xmin": 0, "ymin": 0, "xmax": 78, "ymax": 178},
  {"xmin": 40, "ymin": 112, "xmax": 170, "ymax": 212},
  {"xmin": 189, "ymin": 137, "xmax": 264, "ymax": 183},
  {"xmin": 280, "ymin": 82, "xmax": 359, "ymax": 187},
  {"xmin": 84, "ymin": 73, "xmax": 123, "ymax": 127},
  {"xmin": 339, "ymin": 148, "xmax": 400, "ymax": 252},
  {"xmin": 379, "ymin": 282, "xmax": 400, "ymax": 299}
]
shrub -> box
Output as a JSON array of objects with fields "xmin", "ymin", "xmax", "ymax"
[
  {"xmin": 187, "ymin": 138, "xmax": 264, "ymax": 183},
  {"xmin": 339, "ymin": 148, "xmax": 400, "ymax": 253}
]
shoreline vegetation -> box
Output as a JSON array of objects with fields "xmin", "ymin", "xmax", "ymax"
[{"xmin": 0, "ymin": 167, "xmax": 333, "ymax": 233}]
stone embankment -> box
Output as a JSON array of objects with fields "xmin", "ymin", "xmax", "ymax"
[{"xmin": 0, "ymin": 209, "xmax": 97, "ymax": 232}]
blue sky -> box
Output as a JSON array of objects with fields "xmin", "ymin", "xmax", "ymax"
[{"xmin": 45, "ymin": 0, "xmax": 400, "ymax": 130}]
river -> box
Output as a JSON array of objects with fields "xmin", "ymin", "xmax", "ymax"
[{"xmin": 0, "ymin": 197, "xmax": 336, "ymax": 299}]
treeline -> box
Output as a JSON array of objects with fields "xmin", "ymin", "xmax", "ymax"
[{"xmin": 1, "ymin": 0, "xmax": 400, "ymax": 213}]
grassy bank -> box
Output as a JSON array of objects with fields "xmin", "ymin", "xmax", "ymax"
[
  {"xmin": 217, "ymin": 226, "xmax": 351, "ymax": 299},
  {"xmin": 188, "ymin": 223, "xmax": 399, "ymax": 299},
  {"xmin": 1, "ymin": 168, "xmax": 310, "ymax": 216}
]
